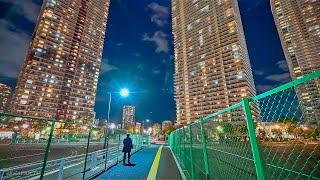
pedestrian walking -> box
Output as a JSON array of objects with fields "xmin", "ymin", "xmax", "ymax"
[{"xmin": 122, "ymin": 134, "xmax": 133, "ymax": 165}]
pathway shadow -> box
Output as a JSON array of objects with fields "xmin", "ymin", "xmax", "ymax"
[{"xmin": 124, "ymin": 163, "xmax": 136, "ymax": 166}]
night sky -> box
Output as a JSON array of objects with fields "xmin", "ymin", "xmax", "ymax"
[{"xmin": 0, "ymin": 0, "xmax": 289, "ymax": 124}]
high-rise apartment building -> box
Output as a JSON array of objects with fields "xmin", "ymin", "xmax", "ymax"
[
  {"xmin": 10, "ymin": 0, "xmax": 110, "ymax": 122},
  {"xmin": 122, "ymin": 105, "xmax": 135, "ymax": 128},
  {"xmin": 271, "ymin": 0, "xmax": 320, "ymax": 126},
  {"xmin": 172, "ymin": 0, "xmax": 256, "ymax": 125},
  {"xmin": 0, "ymin": 83, "xmax": 12, "ymax": 112}
]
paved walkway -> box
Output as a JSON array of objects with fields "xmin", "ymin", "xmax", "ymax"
[{"xmin": 95, "ymin": 145, "xmax": 182, "ymax": 180}]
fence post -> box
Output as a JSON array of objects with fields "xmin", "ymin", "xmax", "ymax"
[
  {"xmin": 103, "ymin": 127, "xmax": 109, "ymax": 170},
  {"xmin": 200, "ymin": 119, "xmax": 210, "ymax": 180},
  {"xmin": 116, "ymin": 133, "xmax": 121, "ymax": 163},
  {"xmin": 40, "ymin": 119, "xmax": 56, "ymax": 180},
  {"xmin": 189, "ymin": 125, "xmax": 195, "ymax": 180},
  {"xmin": 82, "ymin": 126, "xmax": 92, "ymax": 180},
  {"xmin": 178, "ymin": 130, "xmax": 182, "ymax": 159},
  {"xmin": 243, "ymin": 97, "xmax": 266, "ymax": 180},
  {"xmin": 182, "ymin": 128, "xmax": 186, "ymax": 167}
]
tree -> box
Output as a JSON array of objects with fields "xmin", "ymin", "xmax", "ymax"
[
  {"xmin": 302, "ymin": 126, "xmax": 315, "ymax": 139},
  {"xmin": 271, "ymin": 128, "xmax": 282, "ymax": 141},
  {"xmin": 310, "ymin": 129, "xmax": 319, "ymax": 139},
  {"xmin": 163, "ymin": 123, "xmax": 175, "ymax": 137},
  {"xmin": 293, "ymin": 127, "xmax": 303, "ymax": 139},
  {"xmin": 124, "ymin": 124, "xmax": 135, "ymax": 133},
  {"xmin": 257, "ymin": 128, "xmax": 266, "ymax": 140},
  {"xmin": 223, "ymin": 123, "xmax": 234, "ymax": 134},
  {"xmin": 152, "ymin": 123, "xmax": 162, "ymax": 137}
]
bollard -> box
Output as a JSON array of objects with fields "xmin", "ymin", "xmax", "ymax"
[
  {"xmin": 0, "ymin": 170, "xmax": 4, "ymax": 180},
  {"xmin": 57, "ymin": 159, "xmax": 65, "ymax": 180},
  {"xmin": 91, "ymin": 151, "xmax": 97, "ymax": 169}
]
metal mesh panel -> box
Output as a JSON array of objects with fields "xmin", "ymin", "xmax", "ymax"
[
  {"xmin": 191, "ymin": 123, "xmax": 206, "ymax": 179},
  {"xmin": 252, "ymin": 78, "xmax": 320, "ymax": 179},
  {"xmin": 183, "ymin": 127, "xmax": 192, "ymax": 178},
  {"xmin": 169, "ymin": 71, "xmax": 320, "ymax": 180},
  {"xmin": 204, "ymin": 106, "xmax": 256, "ymax": 180}
]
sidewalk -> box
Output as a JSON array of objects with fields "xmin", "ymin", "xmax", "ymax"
[{"xmin": 95, "ymin": 145, "xmax": 182, "ymax": 180}]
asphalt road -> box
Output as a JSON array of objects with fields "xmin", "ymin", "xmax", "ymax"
[{"xmin": 0, "ymin": 143, "xmax": 116, "ymax": 168}]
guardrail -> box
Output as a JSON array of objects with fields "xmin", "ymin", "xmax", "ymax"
[
  {"xmin": 0, "ymin": 145, "xmax": 142, "ymax": 180},
  {"xmin": 169, "ymin": 71, "xmax": 320, "ymax": 180},
  {"xmin": 0, "ymin": 112, "xmax": 150, "ymax": 180}
]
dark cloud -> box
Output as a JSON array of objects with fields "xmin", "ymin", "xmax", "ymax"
[
  {"xmin": 254, "ymin": 70, "xmax": 264, "ymax": 76},
  {"xmin": 256, "ymin": 84, "xmax": 275, "ymax": 93},
  {"xmin": 0, "ymin": 0, "xmax": 40, "ymax": 23},
  {"xmin": 265, "ymin": 73, "xmax": 291, "ymax": 83},
  {"xmin": 0, "ymin": 19, "xmax": 30, "ymax": 78},
  {"xmin": 116, "ymin": 42, "xmax": 124, "ymax": 46},
  {"xmin": 153, "ymin": 69, "xmax": 161, "ymax": 75},
  {"xmin": 142, "ymin": 31, "xmax": 169, "ymax": 53},
  {"xmin": 147, "ymin": 2, "xmax": 170, "ymax": 27},
  {"xmin": 100, "ymin": 59, "xmax": 118, "ymax": 74},
  {"xmin": 132, "ymin": 52, "xmax": 141, "ymax": 57},
  {"xmin": 0, "ymin": 1, "xmax": 40, "ymax": 79},
  {"xmin": 276, "ymin": 60, "xmax": 289, "ymax": 71}
]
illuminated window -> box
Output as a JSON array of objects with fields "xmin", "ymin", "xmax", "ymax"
[
  {"xmin": 199, "ymin": 35, "xmax": 204, "ymax": 46},
  {"xmin": 20, "ymin": 100, "xmax": 27, "ymax": 105},
  {"xmin": 187, "ymin": 24, "xmax": 192, "ymax": 30},
  {"xmin": 226, "ymin": 8, "xmax": 233, "ymax": 17},
  {"xmin": 200, "ymin": 5, "xmax": 209, "ymax": 12}
]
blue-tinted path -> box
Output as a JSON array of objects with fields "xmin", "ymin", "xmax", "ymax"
[{"xmin": 95, "ymin": 145, "xmax": 182, "ymax": 180}]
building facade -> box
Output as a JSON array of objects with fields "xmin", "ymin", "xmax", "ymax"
[
  {"xmin": 122, "ymin": 105, "xmax": 135, "ymax": 128},
  {"xmin": 135, "ymin": 122, "xmax": 142, "ymax": 133},
  {"xmin": 271, "ymin": 0, "xmax": 320, "ymax": 126},
  {"xmin": 172, "ymin": 0, "xmax": 256, "ymax": 125},
  {"xmin": 0, "ymin": 83, "xmax": 12, "ymax": 112},
  {"xmin": 10, "ymin": 0, "xmax": 110, "ymax": 122}
]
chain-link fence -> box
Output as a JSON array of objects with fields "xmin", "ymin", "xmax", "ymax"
[
  {"xmin": 169, "ymin": 71, "xmax": 320, "ymax": 180},
  {"xmin": 0, "ymin": 113, "xmax": 150, "ymax": 180}
]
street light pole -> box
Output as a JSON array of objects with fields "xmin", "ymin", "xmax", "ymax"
[
  {"xmin": 107, "ymin": 92, "xmax": 112, "ymax": 124},
  {"xmin": 103, "ymin": 92, "xmax": 112, "ymax": 170},
  {"xmin": 103, "ymin": 88, "xmax": 128, "ymax": 170}
]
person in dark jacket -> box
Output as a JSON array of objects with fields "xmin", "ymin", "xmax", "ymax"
[{"xmin": 122, "ymin": 134, "xmax": 133, "ymax": 165}]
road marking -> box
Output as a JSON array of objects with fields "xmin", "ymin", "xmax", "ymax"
[{"xmin": 147, "ymin": 145, "xmax": 163, "ymax": 180}]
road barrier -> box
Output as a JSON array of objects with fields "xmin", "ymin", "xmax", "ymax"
[
  {"xmin": 0, "ymin": 112, "xmax": 150, "ymax": 180},
  {"xmin": 169, "ymin": 71, "xmax": 320, "ymax": 180}
]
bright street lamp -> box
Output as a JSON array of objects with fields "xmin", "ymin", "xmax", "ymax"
[
  {"xmin": 110, "ymin": 123, "xmax": 116, "ymax": 129},
  {"xmin": 120, "ymin": 88, "xmax": 129, "ymax": 97}
]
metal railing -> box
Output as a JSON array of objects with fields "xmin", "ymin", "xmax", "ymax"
[
  {"xmin": 169, "ymin": 71, "xmax": 320, "ymax": 180},
  {"xmin": 0, "ymin": 113, "xmax": 150, "ymax": 180}
]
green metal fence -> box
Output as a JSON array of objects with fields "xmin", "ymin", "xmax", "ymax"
[
  {"xmin": 169, "ymin": 71, "xmax": 320, "ymax": 180},
  {"xmin": 0, "ymin": 113, "xmax": 149, "ymax": 180}
]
